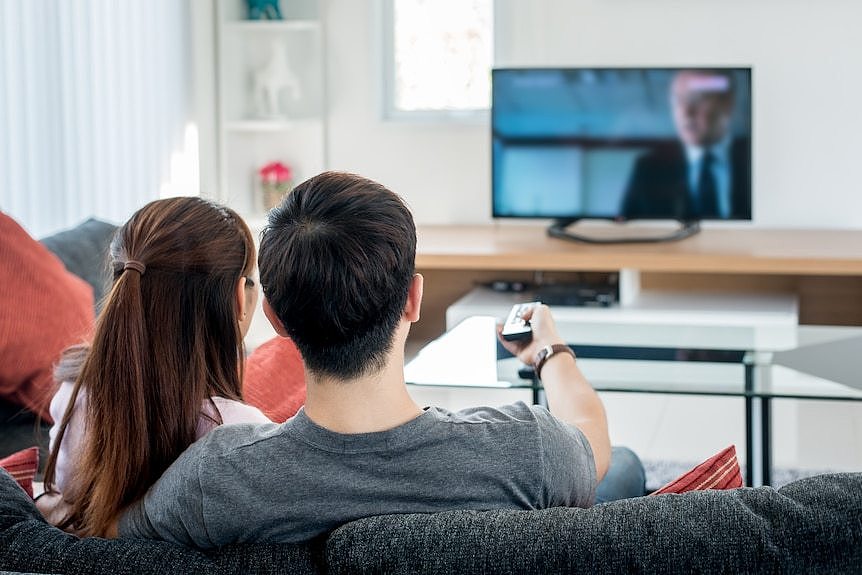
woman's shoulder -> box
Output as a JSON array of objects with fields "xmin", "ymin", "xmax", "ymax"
[
  {"xmin": 195, "ymin": 397, "xmax": 271, "ymax": 439},
  {"xmin": 206, "ymin": 397, "xmax": 272, "ymax": 426},
  {"xmin": 49, "ymin": 380, "xmax": 86, "ymax": 423}
]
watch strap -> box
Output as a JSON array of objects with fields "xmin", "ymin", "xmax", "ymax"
[{"xmin": 533, "ymin": 344, "xmax": 576, "ymax": 380}]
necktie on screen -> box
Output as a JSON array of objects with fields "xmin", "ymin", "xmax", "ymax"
[{"xmin": 697, "ymin": 152, "xmax": 719, "ymax": 218}]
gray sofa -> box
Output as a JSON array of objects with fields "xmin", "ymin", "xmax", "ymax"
[{"xmin": 1, "ymin": 469, "xmax": 861, "ymax": 573}]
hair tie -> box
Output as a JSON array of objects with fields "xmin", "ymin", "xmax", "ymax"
[{"xmin": 123, "ymin": 260, "xmax": 146, "ymax": 275}]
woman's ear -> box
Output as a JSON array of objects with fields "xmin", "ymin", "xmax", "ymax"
[
  {"xmin": 236, "ymin": 277, "xmax": 248, "ymax": 320},
  {"xmin": 237, "ymin": 276, "xmax": 259, "ymax": 338},
  {"xmin": 263, "ymin": 298, "xmax": 290, "ymax": 337}
]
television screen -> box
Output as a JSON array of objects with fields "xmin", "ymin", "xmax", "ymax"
[{"xmin": 492, "ymin": 68, "xmax": 752, "ymax": 221}]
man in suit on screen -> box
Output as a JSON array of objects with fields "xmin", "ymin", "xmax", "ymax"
[{"xmin": 621, "ymin": 69, "xmax": 751, "ymax": 221}]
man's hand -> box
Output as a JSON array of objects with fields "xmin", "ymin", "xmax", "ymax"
[{"xmin": 496, "ymin": 303, "xmax": 566, "ymax": 366}]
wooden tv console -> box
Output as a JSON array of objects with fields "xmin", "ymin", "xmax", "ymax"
[{"xmin": 411, "ymin": 224, "xmax": 862, "ymax": 343}]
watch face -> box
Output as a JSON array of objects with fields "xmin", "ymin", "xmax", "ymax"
[
  {"xmin": 534, "ymin": 344, "xmax": 574, "ymax": 379},
  {"xmin": 534, "ymin": 345, "xmax": 552, "ymax": 366}
]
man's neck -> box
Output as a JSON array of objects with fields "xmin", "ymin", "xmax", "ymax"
[
  {"xmin": 684, "ymin": 134, "xmax": 732, "ymax": 162},
  {"xmin": 303, "ymin": 351, "xmax": 424, "ymax": 434}
]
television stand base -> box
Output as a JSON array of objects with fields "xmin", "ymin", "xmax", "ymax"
[{"xmin": 547, "ymin": 219, "xmax": 701, "ymax": 244}]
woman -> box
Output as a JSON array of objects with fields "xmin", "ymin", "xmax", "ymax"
[{"xmin": 40, "ymin": 197, "xmax": 271, "ymax": 537}]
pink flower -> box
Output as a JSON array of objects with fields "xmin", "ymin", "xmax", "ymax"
[{"xmin": 259, "ymin": 161, "xmax": 292, "ymax": 183}]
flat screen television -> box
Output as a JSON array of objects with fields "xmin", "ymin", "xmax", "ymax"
[{"xmin": 492, "ymin": 67, "xmax": 752, "ymax": 242}]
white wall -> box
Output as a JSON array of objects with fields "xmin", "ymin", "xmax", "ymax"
[{"xmin": 325, "ymin": 0, "xmax": 862, "ymax": 229}]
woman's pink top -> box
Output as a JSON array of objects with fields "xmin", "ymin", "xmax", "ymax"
[{"xmin": 48, "ymin": 381, "xmax": 271, "ymax": 493}]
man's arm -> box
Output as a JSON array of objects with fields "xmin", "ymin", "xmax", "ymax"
[
  {"xmin": 118, "ymin": 450, "xmax": 213, "ymax": 549},
  {"xmin": 498, "ymin": 305, "xmax": 611, "ymax": 481}
]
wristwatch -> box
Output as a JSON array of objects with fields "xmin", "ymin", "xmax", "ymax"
[{"xmin": 533, "ymin": 344, "xmax": 576, "ymax": 380}]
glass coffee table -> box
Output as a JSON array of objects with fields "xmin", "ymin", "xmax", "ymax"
[{"xmin": 405, "ymin": 316, "xmax": 862, "ymax": 487}]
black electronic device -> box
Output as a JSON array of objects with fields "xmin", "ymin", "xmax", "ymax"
[
  {"xmin": 501, "ymin": 302, "xmax": 538, "ymax": 342},
  {"xmin": 492, "ymin": 67, "xmax": 753, "ymax": 243},
  {"xmin": 535, "ymin": 283, "xmax": 617, "ymax": 307}
]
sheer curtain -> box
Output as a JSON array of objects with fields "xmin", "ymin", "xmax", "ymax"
[{"xmin": 0, "ymin": 0, "xmax": 190, "ymax": 238}]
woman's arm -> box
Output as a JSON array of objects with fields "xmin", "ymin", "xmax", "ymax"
[{"xmin": 47, "ymin": 381, "xmax": 88, "ymax": 494}]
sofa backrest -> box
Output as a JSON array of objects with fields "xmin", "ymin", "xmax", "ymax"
[
  {"xmin": 0, "ymin": 470, "xmax": 323, "ymax": 575},
  {"xmin": 1, "ymin": 468, "xmax": 860, "ymax": 575},
  {"xmin": 325, "ymin": 472, "xmax": 862, "ymax": 574},
  {"xmin": 40, "ymin": 218, "xmax": 118, "ymax": 307}
]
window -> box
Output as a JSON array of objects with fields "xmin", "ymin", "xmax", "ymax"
[
  {"xmin": 0, "ymin": 1, "xmax": 192, "ymax": 237},
  {"xmin": 383, "ymin": 0, "xmax": 493, "ymax": 120}
]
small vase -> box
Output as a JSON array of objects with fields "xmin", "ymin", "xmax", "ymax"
[{"xmin": 261, "ymin": 180, "xmax": 292, "ymax": 211}]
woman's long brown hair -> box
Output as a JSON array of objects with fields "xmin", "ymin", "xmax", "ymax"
[{"xmin": 43, "ymin": 197, "xmax": 256, "ymax": 537}]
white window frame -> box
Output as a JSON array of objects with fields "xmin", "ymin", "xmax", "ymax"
[{"xmin": 379, "ymin": 0, "xmax": 493, "ymax": 124}]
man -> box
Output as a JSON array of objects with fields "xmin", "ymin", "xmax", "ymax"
[
  {"xmin": 621, "ymin": 69, "xmax": 751, "ymax": 220},
  {"xmin": 119, "ymin": 172, "xmax": 644, "ymax": 548}
]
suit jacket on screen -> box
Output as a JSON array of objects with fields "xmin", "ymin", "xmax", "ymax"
[{"xmin": 620, "ymin": 139, "xmax": 751, "ymax": 221}]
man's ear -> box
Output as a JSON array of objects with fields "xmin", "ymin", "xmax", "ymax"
[
  {"xmin": 403, "ymin": 273, "xmax": 423, "ymax": 323},
  {"xmin": 263, "ymin": 298, "xmax": 290, "ymax": 337}
]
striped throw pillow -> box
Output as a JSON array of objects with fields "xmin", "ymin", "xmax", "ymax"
[
  {"xmin": 651, "ymin": 445, "xmax": 743, "ymax": 495},
  {"xmin": 0, "ymin": 446, "xmax": 39, "ymax": 498}
]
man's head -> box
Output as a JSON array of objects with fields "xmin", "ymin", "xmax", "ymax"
[
  {"xmin": 259, "ymin": 171, "xmax": 417, "ymax": 380},
  {"xmin": 670, "ymin": 69, "xmax": 735, "ymax": 148}
]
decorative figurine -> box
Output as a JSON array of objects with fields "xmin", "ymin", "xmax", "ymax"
[
  {"xmin": 251, "ymin": 39, "xmax": 302, "ymax": 119},
  {"xmin": 247, "ymin": 0, "xmax": 282, "ymax": 20}
]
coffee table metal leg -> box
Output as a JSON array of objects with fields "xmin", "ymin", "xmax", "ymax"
[
  {"xmin": 532, "ymin": 377, "xmax": 542, "ymax": 406},
  {"xmin": 761, "ymin": 398, "xmax": 772, "ymax": 486},
  {"xmin": 745, "ymin": 397, "xmax": 754, "ymax": 486},
  {"xmin": 744, "ymin": 363, "xmax": 757, "ymax": 487}
]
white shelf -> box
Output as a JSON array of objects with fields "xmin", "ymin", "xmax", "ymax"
[
  {"xmin": 222, "ymin": 20, "xmax": 320, "ymax": 33},
  {"xmin": 447, "ymin": 286, "xmax": 799, "ymax": 331},
  {"xmin": 216, "ymin": 0, "xmax": 326, "ymax": 219},
  {"xmin": 224, "ymin": 119, "xmax": 305, "ymax": 132}
]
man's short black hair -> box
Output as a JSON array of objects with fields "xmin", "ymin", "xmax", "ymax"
[{"xmin": 259, "ymin": 171, "xmax": 416, "ymax": 379}]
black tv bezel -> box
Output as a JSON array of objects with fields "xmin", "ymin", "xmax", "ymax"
[{"xmin": 490, "ymin": 66, "xmax": 754, "ymax": 223}]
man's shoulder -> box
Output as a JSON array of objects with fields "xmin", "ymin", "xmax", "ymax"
[
  {"xmin": 432, "ymin": 402, "xmax": 573, "ymax": 444},
  {"xmin": 635, "ymin": 142, "xmax": 686, "ymax": 169},
  {"xmin": 439, "ymin": 401, "xmax": 545, "ymax": 425},
  {"xmin": 189, "ymin": 421, "xmax": 284, "ymax": 463},
  {"xmin": 731, "ymin": 137, "xmax": 751, "ymax": 160}
]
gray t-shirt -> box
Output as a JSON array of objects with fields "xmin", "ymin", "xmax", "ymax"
[{"xmin": 119, "ymin": 401, "xmax": 596, "ymax": 548}]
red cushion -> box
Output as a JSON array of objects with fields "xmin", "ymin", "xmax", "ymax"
[
  {"xmin": 0, "ymin": 213, "xmax": 94, "ymax": 420},
  {"xmin": 243, "ymin": 336, "xmax": 306, "ymax": 423},
  {"xmin": 0, "ymin": 446, "xmax": 39, "ymax": 498},
  {"xmin": 650, "ymin": 445, "xmax": 743, "ymax": 495}
]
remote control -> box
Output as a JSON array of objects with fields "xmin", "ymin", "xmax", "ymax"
[{"xmin": 501, "ymin": 302, "xmax": 538, "ymax": 342}]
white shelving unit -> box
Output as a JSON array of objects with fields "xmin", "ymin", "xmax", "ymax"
[
  {"xmin": 215, "ymin": 0, "xmax": 327, "ymax": 219},
  {"xmin": 446, "ymin": 286, "xmax": 800, "ymax": 331}
]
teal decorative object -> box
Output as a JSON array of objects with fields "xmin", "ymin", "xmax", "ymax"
[{"xmin": 247, "ymin": 0, "xmax": 282, "ymax": 20}]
